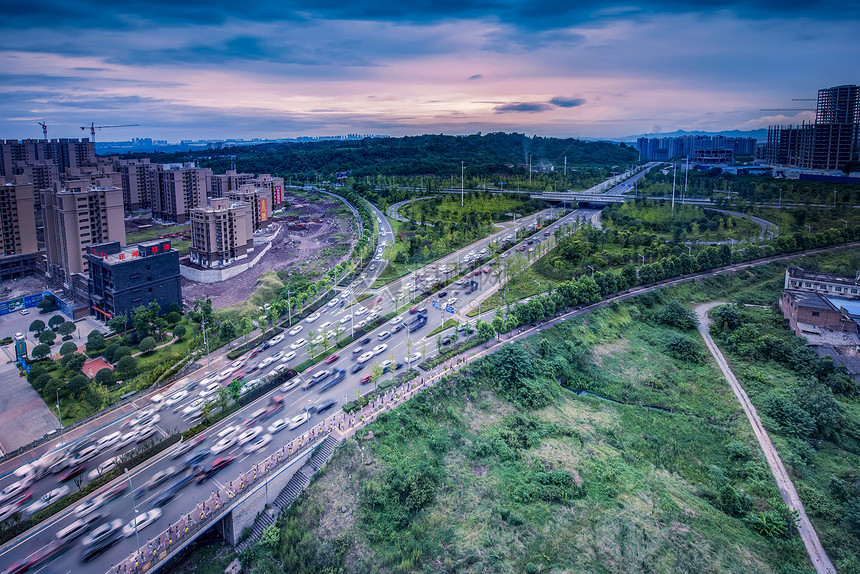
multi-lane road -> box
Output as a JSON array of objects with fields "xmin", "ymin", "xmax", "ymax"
[{"xmin": 0, "ymin": 173, "xmax": 642, "ymax": 574}]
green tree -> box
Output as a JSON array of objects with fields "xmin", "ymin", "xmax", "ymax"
[
  {"xmin": 138, "ymin": 336, "xmax": 157, "ymax": 354},
  {"xmin": 219, "ymin": 320, "xmax": 237, "ymax": 347},
  {"xmin": 476, "ymin": 320, "xmax": 494, "ymax": 343},
  {"xmin": 491, "ymin": 315, "xmax": 505, "ymax": 338},
  {"xmin": 62, "ymin": 352, "xmax": 87, "ymax": 372},
  {"xmin": 166, "ymin": 311, "xmax": 182, "ymax": 325},
  {"xmin": 173, "ymin": 324, "xmax": 187, "ymax": 339},
  {"xmin": 94, "ymin": 368, "xmax": 114, "ymax": 385},
  {"xmin": 48, "ymin": 315, "xmax": 65, "ymax": 330},
  {"xmin": 59, "ymin": 341, "xmax": 78, "ymax": 356},
  {"xmin": 86, "ymin": 331, "xmax": 106, "ymax": 352},
  {"xmin": 116, "ymin": 355, "xmax": 138, "ymax": 379},
  {"xmin": 39, "ymin": 330, "xmax": 56, "ymax": 345},
  {"xmin": 113, "ymin": 346, "xmax": 132, "ymax": 363},
  {"xmin": 31, "ymin": 343, "xmax": 51, "ymax": 360},
  {"xmin": 655, "ymin": 301, "xmax": 699, "ymax": 330},
  {"xmin": 104, "ymin": 343, "xmax": 120, "ymax": 363},
  {"xmin": 108, "ymin": 316, "xmax": 127, "ymax": 334},
  {"xmin": 57, "ymin": 322, "xmax": 76, "ymax": 338},
  {"xmin": 67, "ymin": 374, "xmax": 88, "ymax": 394},
  {"xmin": 28, "ymin": 319, "xmax": 46, "ymax": 335}
]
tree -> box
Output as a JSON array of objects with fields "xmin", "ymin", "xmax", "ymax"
[
  {"xmin": 219, "ymin": 320, "xmax": 237, "ymax": 347},
  {"xmin": 116, "ymin": 355, "xmax": 138, "ymax": 379},
  {"xmin": 104, "ymin": 343, "xmax": 120, "ymax": 363},
  {"xmin": 655, "ymin": 301, "xmax": 699, "ymax": 330},
  {"xmin": 476, "ymin": 320, "xmax": 495, "ymax": 343},
  {"xmin": 28, "ymin": 319, "xmax": 46, "ymax": 335},
  {"xmin": 86, "ymin": 331, "xmax": 106, "ymax": 352},
  {"xmin": 166, "ymin": 311, "xmax": 182, "ymax": 325},
  {"xmin": 31, "ymin": 344, "xmax": 51, "ymax": 360},
  {"xmin": 112, "ymin": 346, "xmax": 132, "ymax": 363},
  {"xmin": 138, "ymin": 337, "xmax": 157, "ymax": 354},
  {"xmin": 108, "ymin": 316, "xmax": 127, "ymax": 334},
  {"xmin": 491, "ymin": 316, "xmax": 505, "ymax": 338},
  {"xmin": 369, "ymin": 362, "xmax": 384, "ymax": 390},
  {"xmin": 39, "ymin": 330, "xmax": 56, "ymax": 345},
  {"xmin": 94, "ymin": 368, "xmax": 114, "ymax": 385},
  {"xmin": 57, "ymin": 322, "xmax": 76, "ymax": 338},
  {"xmin": 67, "ymin": 374, "xmax": 88, "ymax": 394},
  {"xmin": 62, "ymin": 352, "xmax": 87, "ymax": 373},
  {"xmin": 59, "ymin": 341, "xmax": 78, "ymax": 356},
  {"xmin": 48, "ymin": 315, "xmax": 65, "ymax": 330},
  {"xmin": 173, "ymin": 324, "xmax": 187, "ymax": 340}
]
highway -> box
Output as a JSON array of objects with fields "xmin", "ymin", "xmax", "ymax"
[{"xmin": 0, "ymin": 172, "xmax": 644, "ymax": 574}]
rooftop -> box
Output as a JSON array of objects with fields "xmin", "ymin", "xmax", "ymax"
[
  {"xmin": 787, "ymin": 265, "xmax": 859, "ymax": 287},
  {"xmin": 784, "ymin": 289, "xmax": 835, "ymax": 311}
]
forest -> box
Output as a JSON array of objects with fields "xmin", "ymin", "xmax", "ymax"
[{"xmin": 118, "ymin": 132, "xmax": 637, "ymax": 181}]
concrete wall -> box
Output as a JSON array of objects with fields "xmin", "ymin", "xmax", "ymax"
[
  {"xmin": 180, "ymin": 225, "xmax": 279, "ymax": 284},
  {"xmin": 218, "ymin": 445, "xmax": 315, "ymax": 545}
]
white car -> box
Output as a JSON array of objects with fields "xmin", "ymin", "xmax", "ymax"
[
  {"xmin": 0, "ymin": 479, "xmax": 31, "ymax": 505},
  {"xmin": 165, "ymin": 390, "xmax": 188, "ymax": 406},
  {"xmin": 26, "ymin": 486, "xmax": 70, "ymax": 515},
  {"xmin": 280, "ymin": 351, "xmax": 296, "ymax": 363},
  {"xmin": 357, "ymin": 351, "xmax": 374, "ymax": 364},
  {"xmin": 380, "ymin": 360, "xmax": 393, "ymax": 371},
  {"xmin": 244, "ymin": 434, "xmax": 272, "ymax": 454},
  {"xmin": 73, "ymin": 496, "xmax": 105, "ymax": 518},
  {"xmin": 406, "ymin": 352, "xmax": 422, "ymax": 363},
  {"xmin": 336, "ymin": 325, "xmax": 346, "ymax": 334},
  {"xmin": 238, "ymin": 426, "xmax": 263, "ymax": 446},
  {"xmin": 279, "ymin": 378, "xmax": 300, "ymax": 392},
  {"xmin": 199, "ymin": 382, "xmax": 221, "ymax": 399},
  {"xmin": 87, "ymin": 457, "xmax": 120, "ymax": 481},
  {"xmin": 122, "ymin": 509, "xmax": 162, "ymax": 538},
  {"xmin": 271, "ymin": 351, "xmax": 284, "ymax": 361},
  {"xmin": 268, "ymin": 419, "xmax": 288, "ymax": 434},
  {"xmin": 115, "ymin": 431, "xmax": 138, "ymax": 449},
  {"xmin": 318, "ymin": 321, "xmax": 332, "ymax": 332},
  {"xmin": 339, "ymin": 315, "xmax": 352, "ymax": 325},
  {"xmin": 371, "ymin": 306, "xmax": 382, "ymax": 314},
  {"xmin": 290, "ymin": 338, "xmax": 307, "ymax": 350},
  {"xmin": 447, "ymin": 298, "xmax": 458, "ymax": 305},
  {"xmin": 356, "ymin": 319, "xmax": 369, "ymax": 330},
  {"xmin": 217, "ymin": 425, "xmax": 239, "ymax": 440},
  {"xmin": 310, "ymin": 335, "xmax": 324, "ymax": 346},
  {"xmin": 288, "ymin": 412, "xmax": 310, "ymax": 430},
  {"xmin": 210, "ymin": 437, "xmax": 235, "ymax": 455},
  {"xmin": 377, "ymin": 331, "xmax": 391, "ymax": 341},
  {"xmin": 96, "ymin": 431, "xmax": 121, "ymax": 451},
  {"xmin": 327, "ymin": 299, "xmax": 339, "ymax": 308},
  {"xmin": 288, "ymin": 325, "xmax": 303, "ymax": 336},
  {"xmin": 260, "ymin": 356, "xmax": 277, "ymax": 368},
  {"xmin": 135, "ymin": 426, "xmax": 158, "ymax": 442},
  {"xmin": 389, "ymin": 316, "xmax": 402, "ymax": 325},
  {"xmin": 372, "ymin": 344, "xmax": 388, "ymax": 356},
  {"xmin": 182, "ymin": 398, "xmax": 205, "ymax": 416},
  {"xmin": 305, "ymin": 313, "xmax": 321, "ymax": 323},
  {"xmin": 273, "ymin": 364, "xmax": 289, "ymax": 376},
  {"xmin": 354, "ymin": 307, "xmax": 368, "ymax": 316},
  {"xmin": 269, "ymin": 334, "xmax": 285, "ymax": 346}
]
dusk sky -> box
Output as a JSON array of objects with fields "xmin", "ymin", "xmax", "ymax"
[{"xmin": 2, "ymin": 1, "xmax": 858, "ymax": 142}]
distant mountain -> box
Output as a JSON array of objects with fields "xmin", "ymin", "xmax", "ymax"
[{"xmin": 616, "ymin": 129, "xmax": 768, "ymax": 142}]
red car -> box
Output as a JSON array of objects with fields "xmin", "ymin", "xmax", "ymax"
[
  {"xmin": 483, "ymin": 268, "xmax": 491, "ymax": 274},
  {"xmin": 324, "ymin": 354, "xmax": 339, "ymax": 364},
  {"xmin": 360, "ymin": 374, "xmax": 372, "ymax": 385},
  {"xmin": 100, "ymin": 482, "xmax": 128, "ymax": 503},
  {"xmin": 473, "ymin": 270, "xmax": 481, "ymax": 276},
  {"xmin": 409, "ymin": 307, "xmax": 418, "ymax": 314},
  {"xmin": 211, "ymin": 455, "xmax": 234, "ymax": 472},
  {"xmin": 375, "ymin": 296, "xmax": 383, "ymax": 303},
  {"xmin": 59, "ymin": 466, "xmax": 86, "ymax": 482}
]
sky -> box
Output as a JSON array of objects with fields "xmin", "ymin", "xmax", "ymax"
[{"xmin": 1, "ymin": 0, "xmax": 858, "ymax": 142}]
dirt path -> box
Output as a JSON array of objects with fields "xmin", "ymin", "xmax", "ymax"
[{"xmin": 695, "ymin": 302, "xmax": 835, "ymax": 574}]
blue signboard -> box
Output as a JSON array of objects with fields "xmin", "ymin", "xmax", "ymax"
[
  {"xmin": 0, "ymin": 291, "xmax": 73, "ymax": 318},
  {"xmin": 445, "ymin": 305, "xmax": 455, "ymax": 314},
  {"xmin": 431, "ymin": 300, "xmax": 441, "ymax": 309}
]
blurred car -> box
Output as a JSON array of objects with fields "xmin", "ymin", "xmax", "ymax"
[
  {"xmin": 210, "ymin": 437, "xmax": 235, "ymax": 455},
  {"xmin": 290, "ymin": 338, "xmax": 307, "ymax": 350},
  {"xmin": 377, "ymin": 330, "xmax": 391, "ymax": 341},
  {"xmin": 267, "ymin": 419, "xmax": 288, "ymax": 434},
  {"xmin": 288, "ymin": 325, "xmax": 303, "ymax": 336},
  {"xmin": 324, "ymin": 353, "xmax": 339, "ymax": 364},
  {"xmin": 380, "ymin": 359, "xmax": 393, "ymax": 372},
  {"xmin": 122, "ymin": 508, "xmax": 162, "ymax": 537},
  {"xmin": 243, "ymin": 434, "xmax": 272, "ymax": 454},
  {"xmin": 279, "ymin": 377, "xmax": 300, "ymax": 392},
  {"xmin": 357, "ymin": 351, "xmax": 374, "ymax": 364},
  {"xmin": 135, "ymin": 426, "xmax": 159, "ymax": 442},
  {"xmin": 26, "ymin": 485, "xmax": 69, "ymax": 515},
  {"xmin": 73, "ymin": 496, "xmax": 106, "ymax": 518},
  {"xmin": 81, "ymin": 519, "xmax": 123, "ymax": 561},
  {"xmin": 198, "ymin": 382, "xmax": 221, "ymax": 399},
  {"xmin": 309, "ymin": 399, "xmax": 337, "ymax": 415},
  {"xmin": 0, "ymin": 479, "xmax": 32, "ymax": 505},
  {"xmin": 406, "ymin": 352, "xmax": 422, "ymax": 363},
  {"xmin": 305, "ymin": 312, "xmax": 321, "ymax": 323},
  {"xmin": 350, "ymin": 362, "xmax": 363, "ymax": 374},
  {"xmin": 288, "ymin": 412, "xmax": 310, "ymax": 430},
  {"xmin": 171, "ymin": 434, "xmax": 205, "ymax": 459},
  {"xmin": 280, "ymin": 351, "xmax": 296, "ymax": 363},
  {"xmin": 237, "ymin": 426, "xmax": 263, "ymax": 446},
  {"xmin": 372, "ymin": 344, "xmax": 388, "ymax": 355}
]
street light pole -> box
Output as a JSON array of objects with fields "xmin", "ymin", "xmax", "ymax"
[
  {"xmin": 56, "ymin": 390, "xmax": 64, "ymax": 444},
  {"xmin": 124, "ymin": 468, "xmax": 141, "ymax": 554}
]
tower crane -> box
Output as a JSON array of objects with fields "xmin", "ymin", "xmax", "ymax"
[
  {"xmin": 38, "ymin": 121, "xmax": 48, "ymax": 139},
  {"xmin": 80, "ymin": 123, "xmax": 140, "ymax": 142}
]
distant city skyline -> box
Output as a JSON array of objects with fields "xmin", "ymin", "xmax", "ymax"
[{"xmin": 1, "ymin": 1, "xmax": 857, "ymax": 142}]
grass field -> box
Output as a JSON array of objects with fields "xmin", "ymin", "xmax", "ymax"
[
  {"xmin": 604, "ymin": 201, "xmax": 761, "ymax": 242},
  {"xmin": 401, "ymin": 193, "xmax": 548, "ymax": 224},
  {"xmin": 239, "ymin": 294, "xmax": 817, "ymax": 573}
]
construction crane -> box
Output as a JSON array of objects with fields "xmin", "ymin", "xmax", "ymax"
[
  {"xmin": 38, "ymin": 122, "xmax": 47, "ymax": 139},
  {"xmin": 80, "ymin": 123, "xmax": 140, "ymax": 142}
]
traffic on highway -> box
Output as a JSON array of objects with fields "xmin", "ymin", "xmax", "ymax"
[{"xmin": 0, "ymin": 176, "xmax": 635, "ymax": 574}]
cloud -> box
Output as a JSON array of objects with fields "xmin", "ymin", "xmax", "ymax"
[
  {"xmin": 468, "ymin": 74, "xmax": 482, "ymax": 80},
  {"xmin": 549, "ymin": 96, "xmax": 585, "ymax": 108},
  {"xmin": 494, "ymin": 101, "xmax": 553, "ymax": 113}
]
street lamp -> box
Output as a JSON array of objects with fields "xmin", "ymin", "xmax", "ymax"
[
  {"xmin": 124, "ymin": 468, "xmax": 141, "ymax": 554},
  {"xmin": 284, "ymin": 289, "xmax": 294, "ymax": 327},
  {"xmin": 586, "ymin": 265, "xmax": 595, "ymax": 277}
]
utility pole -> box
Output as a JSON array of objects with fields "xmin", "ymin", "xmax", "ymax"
[
  {"xmin": 564, "ymin": 156, "xmax": 567, "ymax": 176},
  {"xmin": 528, "ymin": 155, "xmax": 532, "ymax": 184},
  {"xmin": 201, "ymin": 307, "xmax": 211, "ymax": 373},
  {"xmin": 56, "ymin": 390, "xmax": 64, "ymax": 444},
  {"xmin": 124, "ymin": 469, "xmax": 141, "ymax": 554},
  {"xmin": 461, "ymin": 161, "xmax": 464, "ymax": 207},
  {"xmin": 684, "ymin": 156, "xmax": 689, "ymax": 203},
  {"xmin": 671, "ymin": 163, "xmax": 676, "ymax": 216}
]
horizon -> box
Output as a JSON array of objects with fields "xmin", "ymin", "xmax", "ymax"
[{"xmin": 1, "ymin": 1, "xmax": 857, "ymax": 142}]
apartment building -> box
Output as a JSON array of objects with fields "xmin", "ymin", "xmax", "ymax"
[
  {"xmin": 105, "ymin": 157, "xmax": 160, "ymax": 211},
  {"xmin": 0, "ymin": 138, "xmax": 96, "ymax": 179},
  {"xmin": 248, "ymin": 174, "xmax": 285, "ymax": 206},
  {"xmin": 189, "ymin": 198, "xmax": 253, "ymax": 268},
  {"xmin": 152, "ymin": 163, "xmax": 212, "ymax": 223},
  {"xmin": 0, "ymin": 178, "xmax": 39, "ymax": 280},
  {"xmin": 210, "ymin": 169, "xmax": 254, "ymax": 198},
  {"xmin": 86, "ymin": 239, "xmax": 181, "ymax": 321},
  {"xmin": 227, "ymin": 184, "xmax": 272, "ymax": 231},
  {"xmin": 41, "ymin": 180, "xmax": 126, "ymax": 290}
]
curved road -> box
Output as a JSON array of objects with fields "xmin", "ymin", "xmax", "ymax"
[{"xmin": 696, "ymin": 302, "xmax": 835, "ymax": 574}]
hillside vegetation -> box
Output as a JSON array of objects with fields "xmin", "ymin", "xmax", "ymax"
[
  {"xmin": 120, "ymin": 133, "xmax": 637, "ymax": 180},
  {"xmin": 240, "ymin": 295, "xmax": 815, "ymax": 573}
]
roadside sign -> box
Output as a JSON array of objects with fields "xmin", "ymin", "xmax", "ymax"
[
  {"xmin": 432, "ymin": 300, "xmax": 441, "ymax": 309},
  {"xmin": 445, "ymin": 305, "xmax": 455, "ymax": 314}
]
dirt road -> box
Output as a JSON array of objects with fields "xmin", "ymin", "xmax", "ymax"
[{"xmin": 695, "ymin": 302, "xmax": 835, "ymax": 574}]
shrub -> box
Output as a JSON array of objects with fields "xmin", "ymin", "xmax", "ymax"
[
  {"xmin": 173, "ymin": 324, "xmax": 187, "ymax": 339},
  {"xmin": 38, "ymin": 330, "xmax": 56, "ymax": 345},
  {"xmin": 48, "ymin": 315, "xmax": 65, "ymax": 330},
  {"xmin": 664, "ymin": 332, "xmax": 704, "ymax": 362},
  {"xmin": 57, "ymin": 322, "xmax": 76, "ymax": 337},
  {"xmin": 86, "ymin": 331, "xmax": 106, "ymax": 352},
  {"xmin": 28, "ymin": 319, "xmax": 46, "ymax": 335},
  {"xmin": 166, "ymin": 311, "xmax": 182, "ymax": 325},
  {"xmin": 655, "ymin": 300, "xmax": 699, "ymax": 329},
  {"xmin": 104, "ymin": 343, "xmax": 120, "ymax": 363},
  {"xmin": 59, "ymin": 342, "xmax": 78, "ymax": 356},
  {"xmin": 113, "ymin": 346, "xmax": 133, "ymax": 363},
  {"xmin": 138, "ymin": 337, "xmax": 157, "ymax": 354},
  {"xmin": 94, "ymin": 368, "xmax": 114, "ymax": 385},
  {"xmin": 61, "ymin": 352, "xmax": 87, "ymax": 373},
  {"xmin": 67, "ymin": 374, "xmax": 88, "ymax": 393},
  {"xmin": 116, "ymin": 355, "xmax": 138, "ymax": 378}
]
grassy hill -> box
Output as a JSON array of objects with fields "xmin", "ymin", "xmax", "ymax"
[{"xmin": 240, "ymin": 297, "xmax": 814, "ymax": 574}]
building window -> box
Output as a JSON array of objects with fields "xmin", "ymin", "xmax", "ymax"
[{"xmin": 812, "ymin": 311, "xmax": 820, "ymax": 316}]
